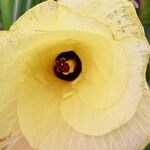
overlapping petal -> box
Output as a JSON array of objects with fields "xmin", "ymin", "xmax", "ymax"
[{"xmin": 0, "ymin": 0, "xmax": 149, "ymax": 150}]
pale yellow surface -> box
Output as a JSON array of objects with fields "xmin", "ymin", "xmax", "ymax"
[{"xmin": 0, "ymin": 0, "xmax": 149, "ymax": 150}]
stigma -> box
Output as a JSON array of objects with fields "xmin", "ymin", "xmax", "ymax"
[{"xmin": 53, "ymin": 51, "xmax": 82, "ymax": 81}]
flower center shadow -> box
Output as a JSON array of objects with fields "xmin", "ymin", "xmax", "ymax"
[{"xmin": 54, "ymin": 51, "xmax": 82, "ymax": 81}]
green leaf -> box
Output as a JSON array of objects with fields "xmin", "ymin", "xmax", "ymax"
[
  {"xmin": 0, "ymin": 0, "xmax": 15, "ymax": 30},
  {"xmin": 140, "ymin": 0, "xmax": 150, "ymax": 24},
  {"xmin": 18, "ymin": 0, "xmax": 28, "ymax": 18},
  {"xmin": 144, "ymin": 24, "xmax": 150, "ymax": 42},
  {"xmin": 0, "ymin": 0, "xmax": 46, "ymax": 30},
  {"xmin": 18, "ymin": 0, "xmax": 45, "ymax": 17},
  {"xmin": 31, "ymin": 0, "xmax": 45, "ymax": 7},
  {"xmin": 0, "ymin": 3, "xmax": 3, "ymax": 29},
  {"xmin": 144, "ymin": 24, "xmax": 150, "ymax": 86},
  {"xmin": 144, "ymin": 143, "xmax": 150, "ymax": 150}
]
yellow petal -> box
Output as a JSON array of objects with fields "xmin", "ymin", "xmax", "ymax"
[
  {"xmin": 13, "ymin": 30, "xmax": 149, "ymax": 148},
  {"xmin": 58, "ymin": 0, "xmax": 144, "ymax": 40},
  {"xmin": 0, "ymin": 128, "xmax": 32, "ymax": 150},
  {"xmin": 0, "ymin": 0, "xmax": 149, "ymax": 149},
  {"xmin": 10, "ymin": 0, "xmax": 112, "ymax": 39},
  {"xmin": 0, "ymin": 31, "xmax": 21, "ymax": 139},
  {"xmin": 61, "ymin": 36, "xmax": 149, "ymax": 135},
  {"xmin": 18, "ymin": 81, "xmax": 150, "ymax": 149}
]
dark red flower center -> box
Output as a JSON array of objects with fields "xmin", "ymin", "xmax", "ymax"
[
  {"xmin": 54, "ymin": 51, "xmax": 82, "ymax": 81},
  {"xmin": 55, "ymin": 58, "xmax": 70, "ymax": 74}
]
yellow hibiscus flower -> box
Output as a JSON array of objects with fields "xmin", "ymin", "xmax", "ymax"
[{"xmin": 0, "ymin": 0, "xmax": 150, "ymax": 149}]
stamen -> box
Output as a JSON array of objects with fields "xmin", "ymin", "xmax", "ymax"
[
  {"xmin": 53, "ymin": 51, "xmax": 82, "ymax": 81},
  {"xmin": 55, "ymin": 58, "xmax": 70, "ymax": 74}
]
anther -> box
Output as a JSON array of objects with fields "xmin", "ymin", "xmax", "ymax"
[{"xmin": 53, "ymin": 51, "xmax": 82, "ymax": 81}]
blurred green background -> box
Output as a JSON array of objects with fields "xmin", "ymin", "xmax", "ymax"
[{"xmin": 0, "ymin": 0, "xmax": 149, "ymax": 149}]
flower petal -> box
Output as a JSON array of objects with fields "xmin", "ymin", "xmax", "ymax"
[
  {"xmin": 10, "ymin": 0, "xmax": 112, "ymax": 38},
  {"xmin": 0, "ymin": 128, "xmax": 32, "ymax": 150},
  {"xmin": 60, "ymin": 37, "xmax": 149, "ymax": 135},
  {"xmin": 0, "ymin": 31, "xmax": 21, "ymax": 139},
  {"xmin": 58, "ymin": 0, "xmax": 144, "ymax": 40},
  {"xmin": 0, "ymin": 0, "xmax": 149, "ymax": 149},
  {"xmin": 12, "ymin": 30, "xmax": 144, "ymax": 136},
  {"xmin": 13, "ymin": 30, "xmax": 149, "ymax": 149},
  {"xmin": 18, "ymin": 82, "xmax": 150, "ymax": 150}
]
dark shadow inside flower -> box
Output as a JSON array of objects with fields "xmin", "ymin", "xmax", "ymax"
[{"xmin": 54, "ymin": 51, "xmax": 82, "ymax": 81}]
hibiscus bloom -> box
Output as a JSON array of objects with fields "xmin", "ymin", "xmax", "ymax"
[{"xmin": 0, "ymin": 0, "xmax": 150, "ymax": 149}]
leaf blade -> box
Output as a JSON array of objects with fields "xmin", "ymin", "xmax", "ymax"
[{"xmin": 0, "ymin": 0, "xmax": 15, "ymax": 30}]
